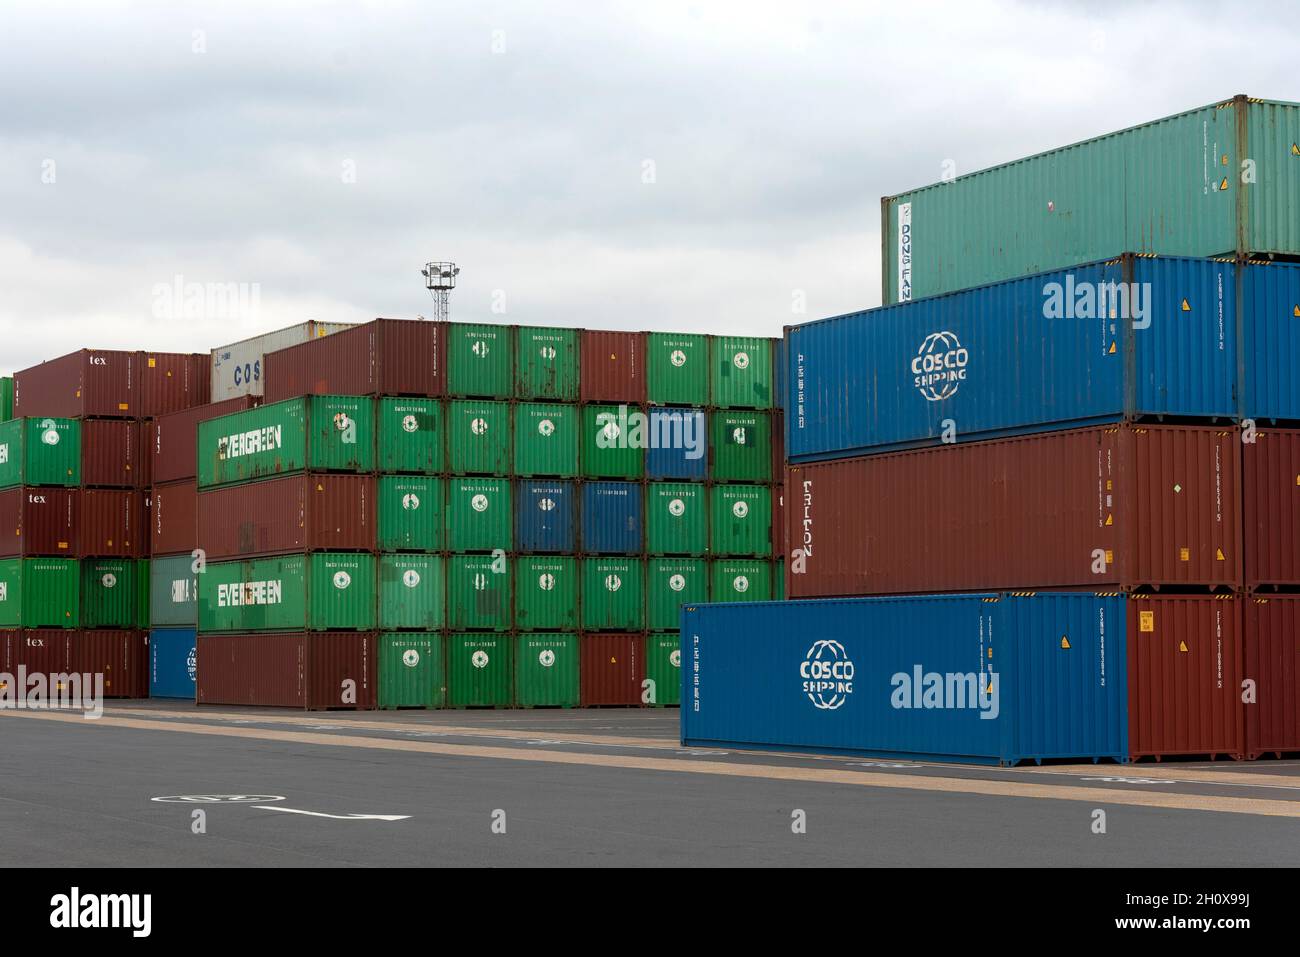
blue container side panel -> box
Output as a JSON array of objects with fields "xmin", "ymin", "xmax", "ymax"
[
  {"xmin": 514, "ymin": 480, "xmax": 576, "ymax": 553},
  {"xmin": 1242, "ymin": 261, "xmax": 1300, "ymax": 422},
  {"xmin": 646, "ymin": 409, "xmax": 707, "ymax": 480},
  {"xmin": 580, "ymin": 481, "xmax": 644, "ymax": 554},
  {"xmin": 150, "ymin": 627, "xmax": 198, "ymax": 699}
]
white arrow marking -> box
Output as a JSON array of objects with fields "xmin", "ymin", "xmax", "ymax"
[{"xmin": 253, "ymin": 805, "xmax": 410, "ymax": 821}]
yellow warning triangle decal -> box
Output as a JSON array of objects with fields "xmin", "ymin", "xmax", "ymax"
[
  {"xmin": 1293, "ymin": 305, "xmax": 1300, "ymax": 317},
  {"xmin": 1060, "ymin": 636, "xmax": 1071, "ymax": 650},
  {"xmin": 1219, "ymin": 177, "xmax": 1229, "ymax": 191},
  {"xmin": 1216, "ymin": 548, "xmax": 1226, "ymax": 561},
  {"xmin": 1105, "ymin": 514, "xmax": 1114, "ymax": 527},
  {"xmin": 1181, "ymin": 298, "xmax": 1192, "ymax": 312},
  {"xmin": 1108, "ymin": 341, "xmax": 1117, "ymax": 355},
  {"xmin": 985, "ymin": 680, "xmax": 994, "ymax": 694},
  {"xmin": 1292, "ymin": 143, "xmax": 1300, "ymax": 156},
  {"xmin": 1179, "ymin": 641, "xmax": 1189, "ymax": 653}
]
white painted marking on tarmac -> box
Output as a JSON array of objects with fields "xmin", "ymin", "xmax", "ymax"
[
  {"xmin": 253, "ymin": 805, "xmax": 410, "ymax": 821},
  {"xmin": 1080, "ymin": 777, "xmax": 1177, "ymax": 785},
  {"xmin": 847, "ymin": 762, "xmax": 917, "ymax": 769},
  {"xmin": 153, "ymin": 794, "xmax": 286, "ymax": 804}
]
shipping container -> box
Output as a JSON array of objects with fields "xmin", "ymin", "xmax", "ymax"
[
  {"xmin": 711, "ymin": 559, "xmax": 772, "ymax": 603},
  {"xmin": 378, "ymin": 631, "xmax": 445, "ymax": 709},
  {"xmin": 1242, "ymin": 429, "xmax": 1300, "ymax": 588},
  {"xmin": 1243, "ymin": 596, "xmax": 1300, "ymax": 758},
  {"xmin": 135, "ymin": 352, "xmax": 209, "ymax": 417},
  {"xmin": 447, "ymin": 632, "xmax": 513, "ymax": 707},
  {"xmin": 515, "ymin": 555, "xmax": 578, "ymax": 631},
  {"xmin": 710, "ymin": 484, "xmax": 772, "ymax": 557},
  {"xmin": 376, "ymin": 397, "xmax": 444, "ymax": 474},
  {"xmin": 790, "ymin": 255, "xmax": 1238, "ymax": 460},
  {"xmin": 197, "ymin": 473, "xmax": 375, "ymax": 559},
  {"xmin": 516, "ymin": 632, "xmax": 580, "ymax": 707},
  {"xmin": 681, "ymin": 593, "xmax": 1129, "ymax": 765},
  {"xmin": 772, "ymin": 338, "xmax": 786, "ymax": 413},
  {"xmin": 211, "ymin": 321, "xmax": 354, "ymax": 401},
  {"xmin": 580, "ymin": 330, "xmax": 645, "ymax": 403},
  {"xmin": 0, "ymin": 417, "xmax": 79, "ymax": 488},
  {"xmin": 580, "ymin": 404, "xmax": 645, "ymax": 479},
  {"xmin": 881, "ymin": 96, "xmax": 1300, "ymax": 303},
  {"xmin": 446, "ymin": 555, "xmax": 512, "ymax": 631},
  {"xmin": 378, "ymin": 554, "xmax": 444, "ymax": 630},
  {"xmin": 14, "ymin": 349, "xmax": 134, "ymax": 418},
  {"xmin": 197, "ymin": 395, "xmax": 375, "ymax": 488},
  {"xmin": 709, "ymin": 410, "xmax": 772, "ymax": 482},
  {"xmin": 580, "ymin": 633, "xmax": 644, "ymax": 706},
  {"xmin": 1, "ymin": 628, "xmax": 71, "ymax": 679},
  {"xmin": 445, "ymin": 323, "xmax": 514, "ymax": 398},
  {"xmin": 151, "ymin": 480, "xmax": 197, "ymax": 556},
  {"xmin": 771, "ymin": 410, "xmax": 785, "ymax": 478},
  {"xmin": 644, "ymin": 633, "xmax": 681, "ymax": 707},
  {"xmin": 580, "ymin": 557, "xmax": 644, "ymax": 631},
  {"xmin": 376, "ymin": 475, "xmax": 443, "ymax": 552},
  {"xmin": 0, "ymin": 557, "xmax": 79, "ymax": 627},
  {"xmin": 645, "ymin": 482, "xmax": 708, "ymax": 556},
  {"xmin": 1127, "ymin": 594, "xmax": 1243, "ymax": 761},
  {"xmin": 581, "ymin": 481, "xmax": 643, "ymax": 554},
  {"xmin": 772, "ymin": 486, "xmax": 785, "ymax": 560},
  {"xmin": 151, "ymin": 396, "xmax": 258, "ymax": 485},
  {"xmin": 73, "ymin": 629, "xmax": 148, "ymax": 698},
  {"xmin": 515, "ymin": 326, "xmax": 579, "ymax": 401},
  {"xmin": 149, "ymin": 554, "xmax": 198, "ymax": 627},
  {"xmin": 0, "ymin": 378, "xmax": 12, "ymax": 421},
  {"xmin": 0, "ymin": 486, "xmax": 77, "ymax": 557},
  {"xmin": 512, "ymin": 403, "xmax": 578, "ymax": 477},
  {"xmin": 1241, "ymin": 260, "xmax": 1300, "ymax": 422},
  {"xmin": 645, "ymin": 408, "xmax": 707, "ymax": 480},
  {"xmin": 787, "ymin": 425, "xmax": 1241, "ymax": 597},
  {"xmin": 514, "ymin": 480, "xmax": 575, "ymax": 553},
  {"xmin": 447, "ymin": 400, "xmax": 510, "ymax": 475},
  {"xmin": 646, "ymin": 558, "xmax": 708, "ymax": 631},
  {"xmin": 149, "ymin": 627, "xmax": 197, "ymax": 699},
  {"xmin": 446, "ymin": 478, "xmax": 511, "ymax": 553},
  {"xmin": 80, "ymin": 558, "xmax": 147, "ymax": 628},
  {"xmin": 78, "ymin": 419, "xmax": 141, "ymax": 488},
  {"xmin": 198, "ymin": 553, "xmax": 376, "ymax": 633},
  {"xmin": 263, "ymin": 317, "xmax": 444, "ymax": 402},
  {"xmin": 647, "ymin": 333, "xmax": 709, "ymax": 407},
  {"xmin": 711, "ymin": 337, "xmax": 774, "ymax": 410},
  {"xmin": 197, "ymin": 631, "xmax": 376, "ymax": 710},
  {"xmin": 79, "ymin": 489, "xmax": 144, "ymax": 558},
  {"xmin": 774, "ymin": 558, "xmax": 785, "ymax": 599}
]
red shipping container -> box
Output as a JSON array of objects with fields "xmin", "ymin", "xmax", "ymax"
[
  {"xmin": 580, "ymin": 330, "xmax": 646, "ymax": 403},
  {"xmin": 787, "ymin": 424, "xmax": 1241, "ymax": 596},
  {"xmin": 263, "ymin": 318, "xmax": 444, "ymax": 402},
  {"xmin": 151, "ymin": 395, "xmax": 257, "ymax": 484},
  {"xmin": 1, "ymin": 628, "xmax": 73, "ymax": 677},
  {"xmin": 1242, "ymin": 429, "xmax": 1300, "ymax": 589},
  {"xmin": 196, "ymin": 632, "xmax": 376, "ymax": 710},
  {"xmin": 0, "ymin": 487, "xmax": 77, "ymax": 557},
  {"xmin": 196, "ymin": 473, "xmax": 375, "ymax": 559},
  {"xmin": 71, "ymin": 629, "xmax": 148, "ymax": 699},
  {"xmin": 135, "ymin": 352, "xmax": 209, "ymax": 417},
  {"xmin": 80, "ymin": 419, "xmax": 142, "ymax": 488},
  {"xmin": 13, "ymin": 349, "xmax": 135, "ymax": 419},
  {"xmin": 1127, "ymin": 595, "xmax": 1243, "ymax": 761},
  {"xmin": 152, "ymin": 480, "xmax": 198, "ymax": 556},
  {"xmin": 79, "ymin": 489, "xmax": 145, "ymax": 558},
  {"xmin": 1243, "ymin": 596, "xmax": 1300, "ymax": 759},
  {"xmin": 580, "ymin": 633, "xmax": 644, "ymax": 706}
]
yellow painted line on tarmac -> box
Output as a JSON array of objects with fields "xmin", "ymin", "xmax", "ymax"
[{"xmin": 8, "ymin": 710, "xmax": 1300, "ymax": 819}]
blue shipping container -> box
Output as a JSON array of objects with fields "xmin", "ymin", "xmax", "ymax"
[
  {"xmin": 787, "ymin": 255, "xmax": 1236, "ymax": 460},
  {"xmin": 581, "ymin": 481, "xmax": 643, "ymax": 554},
  {"xmin": 646, "ymin": 408, "xmax": 707, "ymax": 479},
  {"xmin": 681, "ymin": 593, "xmax": 1128, "ymax": 766},
  {"xmin": 1241, "ymin": 260, "xmax": 1300, "ymax": 423},
  {"xmin": 514, "ymin": 480, "xmax": 576, "ymax": 552},
  {"xmin": 150, "ymin": 627, "xmax": 198, "ymax": 699}
]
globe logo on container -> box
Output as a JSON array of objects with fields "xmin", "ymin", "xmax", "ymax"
[
  {"xmin": 403, "ymin": 649, "xmax": 421, "ymax": 668},
  {"xmin": 670, "ymin": 349, "xmax": 687, "ymax": 367},
  {"xmin": 538, "ymin": 497, "xmax": 555, "ymax": 512},
  {"xmin": 101, "ymin": 573, "xmax": 117, "ymax": 589},
  {"xmin": 669, "ymin": 650, "xmax": 682, "ymax": 667},
  {"xmin": 800, "ymin": 639, "xmax": 855, "ymax": 710},
  {"xmin": 668, "ymin": 574, "xmax": 686, "ymax": 592},
  {"xmin": 601, "ymin": 420, "xmax": 620, "ymax": 443},
  {"xmin": 333, "ymin": 571, "xmax": 352, "ymax": 589},
  {"xmin": 538, "ymin": 419, "xmax": 555, "ymax": 437},
  {"xmin": 539, "ymin": 649, "xmax": 555, "ymax": 667},
  {"xmin": 471, "ymin": 494, "xmax": 489, "ymax": 512},
  {"xmin": 40, "ymin": 420, "xmax": 61, "ymax": 445},
  {"xmin": 733, "ymin": 352, "xmax": 750, "ymax": 370},
  {"xmin": 472, "ymin": 341, "xmax": 490, "ymax": 358},
  {"xmin": 187, "ymin": 647, "xmax": 197, "ymax": 681},
  {"xmin": 668, "ymin": 498, "xmax": 686, "ymax": 517},
  {"xmin": 605, "ymin": 574, "xmax": 622, "ymax": 592},
  {"xmin": 472, "ymin": 650, "xmax": 490, "ymax": 668},
  {"xmin": 731, "ymin": 500, "xmax": 749, "ymax": 519},
  {"xmin": 471, "ymin": 417, "xmax": 489, "ymax": 435},
  {"xmin": 540, "ymin": 346, "xmax": 556, "ymax": 360},
  {"xmin": 402, "ymin": 415, "xmax": 419, "ymax": 433},
  {"xmin": 403, "ymin": 569, "xmax": 421, "ymax": 588},
  {"xmin": 731, "ymin": 427, "xmax": 748, "ymax": 445},
  {"xmin": 538, "ymin": 573, "xmax": 555, "ymax": 591},
  {"xmin": 732, "ymin": 575, "xmax": 749, "ymax": 594},
  {"xmin": 402, "ymin": 493, "xmax": 420, "ymax": 511},
  {"xmin": 911, "ymin": 331, "xmax": 969, "ymax": 402}
]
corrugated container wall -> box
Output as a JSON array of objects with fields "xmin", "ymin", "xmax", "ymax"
[
  {"xmin": 196, "ymin": 474, "xmax": 375, "ymax": 559},
  {"xmin": 447, "ymin": 400, "xmax": 510, "ymax": 475},
  {"xmin": 514, "ymin": 326, "xmax": 579, "ymax": 401},
  {"xmin": 378, "ymin": 631, "xmax": 445, "ymax": 709},
  {"xmin": 151, "ymin": 395, "xmax": 257, "ymax": 485},
  {"xmin": 80, "ymin": 558, "xmax": 147, "ymax": 628},
  {"xmin": 199, "ymin": 553, "xmax": 376, "ymax": 633},
  {"xmin": 1244, "ymin": 597, "xmax": 1300, "ymax": 759},
  {"xmin": 0, "ymin": 378, "xmax": 12, "ymax": 421},
  {"xmin": 80, "ymin": 419, "xmax": 142, "ymax": 488},
  {"xmin": 1241, "ymin": 260, "xmax": 1300, "ymax": 422},
  {"xmin": 197, "ymin": 632, "xmax": 376, "ymax": 710},
  {"xmin": 513, "ymin": 403, "xmax": 578, "ymax": 477},
  {"xmin": 1, "ymin": 628, "xmax": 72, "ymax": 676},
  {"xmin": 447, "ymin": 633, "xmax": 513, "ymax": 707},
  {"xmin": 0, "ymin": 418, "xmax": 80, "ymax": 488},
  {"xmin": 262, "ymin": 318, "xmax": 444, "ymax": 402},
  {"xmin": 0, "ymin": 487, "xmax": 78, "ymax": 557},
  {"xmin": 15, "ymin": 350, "xmax": 135, "ymax": 418},
  {"xmin": 151, "ymin": 480, "xmax": 198, "ymax": 556},
  {"xmin": 150, "ymin": 627, "xmax": 198, "ymax": 699},
  {"xmin": 376, "ymin": 397, "xmax": 443, "ymax": 474},
  {"xmin": 580, "ymin": 330, "xmax": 646, "ymax": 403},
  {"xmin": 0, "ymin": 557, "xmax": 79, "ymax": 627},
  {"xmin": 581, "ymin": 482, "xmax": 643, "ymax": 554},
  {"xmin": 150, "ymin": 554, "xmax": 197, "ymax": 627},
  {"xmin": 515, "ymin": 556, "xmax": 578, "ymax": 631},
  {"xmin": 644, "ymin": 633, "xmax": 681, "ymax": 706},
  {"xmin": 135, "ymin": 352, "xmax": 209, "ymax": 416},
  {"xmin": 580, "ymin": 633, "xmax": 645, "ymax": 706},
  {"xmin": 711, "ymin": 337, "xmax": 774, "ymax": 409},
  {"xmin": 645, "ymin": 409, "xmax": 707, "ymax": 480},
  {"xmin": 79, "ymin": 489, "xmax": 144, "ymax": 558},
  {"xmin": 211, "ymin": 321, "xmax": 353, "ymax": 401},
  {"xmin": 514, "ymin": 480, "xmax": 575, "ymax": 553},
  {"xmin": 516, "ymin": 632, "xmax": 580, "ymax": 707},
  {"xmin": 445, "ymin": 323, "xmax": 514, "ymax": 398},
  {"xmin": 376, "ymin": 475, "xmax": 443, "ymax": 552},
  {"xmin": 1242, "ymin": 429, "xmax": 1300, "ymax": 588},
  {"xmin": 647, "ymin": 333, "xmax": 709, "ymax": 407},
  {"xmin": 73, "ymin": 629, "xmax": 148, "ymax": 698}
]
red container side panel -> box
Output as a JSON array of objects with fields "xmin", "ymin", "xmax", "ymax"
[
  {"xmin": 72, "ymin": 629, "xmax": 148, "ymax": 699},
  {"xmin": 79, "ymin": 489, "xmax": 145, "ymax": 558},
  {"xmin": 152, "ymin": 395, "xmax": 258, "ymax": 485},
  {"xmin": 196, "ymin": 473, "xmax": 376, "ymax": 559},
  {"xmin": 1243, "ymin": 429, "xmax": 1300, "ymax": 588},
  {"xmin": 152, "ymin": 480, "xmax": 199, "ymax": 556},
  {"xmin": 1, "ymin": 629, "xmax": 73, "ymax": 676},
  {"xmin": 135, "ymin": 352, "xmax": 210, "ymax": 417},
  {"xmin": 0, "ymin": 487, "xmax": 78, "ymax": 557},
  {"xmin": 1127, "ymin": 596, "xmax": 1244, "ymax": 761},
  {"xmin": 1244, "ymin": 597, "xmax": 1300, "ymax": 758},
  {"xmin": 14, "ymin": 350, "xmax": 134, "ymax": 419},
  {"xmin": 580, "ymin": 633, "xmax": 645, "ymax": 706},
  {"xmin": 81, "ymin": 419, "xmax": 141, "ymax": 488},
  {"xmin": 197, "ymin": 632, "xmax": 375, "ymax": 710},
  {"xmin": 580, "ymin": 331, "xmax": 646, "ymax": 403},
  {"xmin": 263, "ymin": 318, "xmax": 444, "ymax": 402},
  {"xmin": 307, "ymin": 632, "xmax": 376, "ymax": 710}
]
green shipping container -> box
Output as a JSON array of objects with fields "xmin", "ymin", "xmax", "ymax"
[
  {"xmin": 514, "ymin": 556, "xmax": 578, "ymax": 631},
  {"xmin": 709, "ymin": 410, "xmax": 772, "ymax": 482},
  {"xmin": 446, "ymin": 323, "xmax": 514, "ymax": 398},
  {"xmin": 446, "ymin": 478, "xmax": 511, "ymax": 552},
  {"xmin": 378, "ymin": 632, "xmax": 445, "ymax": 709},
  {"xmin": 774, "ymin": 558, "xmax": 785, "ymax": 600},
  {"xmin": 644, "ymin": 634, "xmax": 681, "ymax": 707},
  {"xmin": 882, "ymin": 96, "xmax": 1300, "ymax": 302},
  {"xmin": 580, "ymin": 557, "xmax": 644, "ymax": 631},
  {"xmin": 377, "ymin": 476, "xmax": 444, "ymax": 551},
  {"xmin": 515, "ymin": 326, "xmax": 579, "ymax": 401},
  {"xmin": 378, "ymin": 554, "xmax": 444, "ymax": 630},
  {"xmin": 645, "ymin": 483, "xmax": 708, "ymax": 556},
  {"xmin": 581, "ymin": 404, "xmax": 645, "ymax": 479},
  {"xmin": 710, "ymin": 559, "xmax": 772, "ymax": 603},
  {"xmin": 448, "ymin": 400, "xmax": 510, "ymax": 475},
  {"xmin": 647, "ymin": 333, "xmax": 709, "ymax": 406},
  {"xmin": 0, "ymin": 417, "xmax": 80, "ymax": 488},
  {"xmin": 646, "ymin": 558, "xmax": 707, "ymax": 632},
  {"xmin": 448, "ymin": 632, "xmax": 514, "ymax": 707},
  {"xmin": 0, "ymin": 377, "xmax": 12, "ymax": 421},
  {"xmin": 0, "ymin": 557, "xmax": 79, "ymax": 627},
  {"xmin": 515, "ymin": 632, "xmax": 579, "ymax": 707},
  {"xmin": 711, "ymin": 337, "xmax": 774, "ymax": 410},
  {"xmin": 149, "ymin": 553, "xmax": 197, "ymax": 627},
  {"xmin": 199, "ymin": 553, "xmax": 376, "ymax": 632},
  {"xmin": 376, "ymin": 397, "xmax": 444, "ymax": 474},
  {"xmin": 446, "ymin": 555, "xmax": 512, "ymax": 631},
  {"xmin": 197, "ymin": 395, "xmax": 375, "ymax": 489},
  {"xmin": 513, "ymin": 403, "xmax": 578, "ymax": 477},
  {"xmin": 710, "ymin": 484, "xmax": 772, "ymax": 557},
  {"xmin": 80, "ymin": 558, "xmax": 148, "ymax": 628}
]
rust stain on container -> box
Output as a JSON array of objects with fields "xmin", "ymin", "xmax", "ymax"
[
  {"xmin": 134, "ymin": 352, "xmax": 210, "ymax": 417},
  {"xmin": 72, "ymin": 629, "xmax": 148, "ymax": 698},
  {"xmin": 196, "ymin": 632, "xmax": 376, "ymax": 710},
  {"xmin": 79, "ymin": 489, "xmax": 145, "ymax": 558},
  {"xmin": 0, "ymin": 487, "xmax": 78, "ymax": 557},
  {"xmin": 196, "ymin": 473, "xmax": 375, "ymax": 559},
  {"xmin": 1243, "ymin": 596, "xmax": 1300, "ymax": 759},
  {"xmin": 263, "ymin": 318, "xmax": 444, "ymax": 402},
  {"xmin": 788, "ymin": 424, "xmax": 1241, "ymax": 596},
  {"xmin": 1242, "ymin": 429, "xmax": 1300, "ymax": 588},
  {"xmin": 579, "ymin": 633, "xmax": 645, "ymax": 706},
  {"xmin": 151, "ymin": 395, "xmax": 258, "ymax": 485},
  {"xmin": 14, "ymin": 349, "xmax": 136, "ymax": 418},
  {"xmin": 580, "ymin": 331, "xmax": 646, "ymax": 403},
  {"xmin": 152, "ymin": 480, "xmax": 198, "ymax": 556},
  {"xmin": 80, "ymin": 419, "xmax": 142, "ymax": 489}
]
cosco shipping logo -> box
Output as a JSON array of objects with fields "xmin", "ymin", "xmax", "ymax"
[
  {"xmin": 911, "ymin": 331, "xmax": 968, "ymax": 402},
  {"xmin": 801, "ymin": 639, "xmax": 854, "ymax": 710}
]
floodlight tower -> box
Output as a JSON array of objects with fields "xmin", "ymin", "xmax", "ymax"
[{"xmin": 421, "ymin": 261, "xmax": 459, "ymax": 322}]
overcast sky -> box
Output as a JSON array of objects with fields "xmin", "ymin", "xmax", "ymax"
[{"xmin": 1, "ymin": 0, "xmax": 1296, "ymax": 371}]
